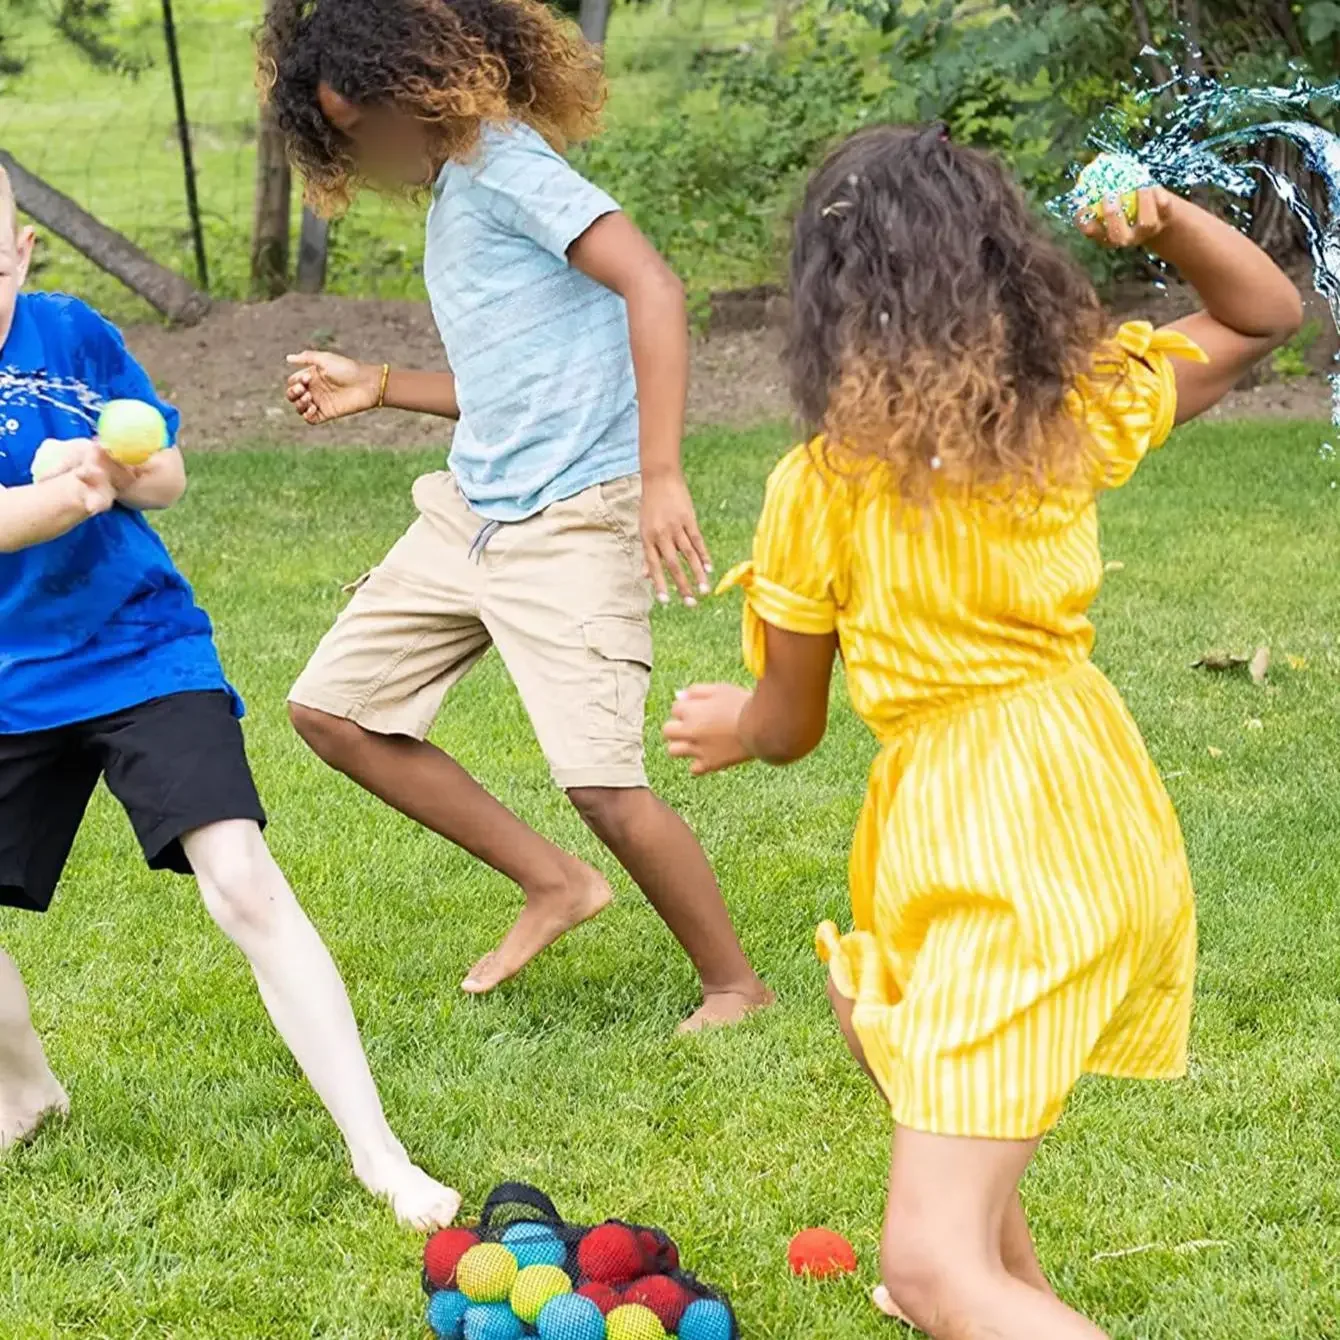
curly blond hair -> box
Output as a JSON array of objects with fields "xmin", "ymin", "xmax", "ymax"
[{"xmin": 257, "ymin": 0, "xmax": 605, "ymax": 215}]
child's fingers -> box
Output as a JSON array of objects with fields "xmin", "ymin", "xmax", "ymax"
[
  {"xmin": 677, "ymin": 530, "xmax": 711, "ymax": 598},
  {"xmin": 657, "ymin": 539, "xmax": 697, "ymax": 605},
  {"xmin": 644, "ymin": 540, "xmax": 671, "ymax": 605},
  {"xmin": 1134, "ymin": 186, "xmax": 1160, "ymax": 234},
  {"xmin": 1102, "ymin": 194, "xmax": 1135, "ymax": 247}
]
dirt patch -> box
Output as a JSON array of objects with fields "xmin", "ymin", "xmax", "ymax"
[{"xmin": 123, "ymin": 281, "xmax": 1335, "ymax": 453}]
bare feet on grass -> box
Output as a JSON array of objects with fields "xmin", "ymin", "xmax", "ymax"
[
  {"xmin": 873, "ymin": 1284, "xmax": 917, "ymax": 1326},
  {"xmin": 462, "ymin": 862, "xmax": 613, "ymax": 995},
  {"xmin": 678, "ymin": 983, "xmax": 775, "ymax": 1034},
  {"xmin": 0, "ymin": 1073, "xmax": 69, "ymax": 1152},
  {"xmin": 358, "ymin": 1155, "xmax": 463, "ymax": 1231}
]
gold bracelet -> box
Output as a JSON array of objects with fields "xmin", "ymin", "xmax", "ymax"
[{"xmin": 376, "ymin": 362, "xmax": 390, "ymax": 409}]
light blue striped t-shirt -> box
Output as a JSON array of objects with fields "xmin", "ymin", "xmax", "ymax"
[{"xmin": 424, "ymin": 122, "xmax": 640, "ymax": 522}]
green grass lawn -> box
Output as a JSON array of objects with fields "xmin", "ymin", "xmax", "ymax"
[{"xmin": 2, "ymin": 419, "xmax": 1339, "ymax": 1339}]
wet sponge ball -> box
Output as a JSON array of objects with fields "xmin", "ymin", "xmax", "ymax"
[
  {"xmin": 457, "ymin": 1244, "xmax": 519, "ymax": 1303},
  {"xmin": 788, "ymin": 1228, "xmax": 857, "ymax": 1278},
  {"xmin": 1075, "ymin": 152, "xmax": 1154, "ymax": 224},
  {"xmin": 96, "ymin": 399, "xmax": 168, "ymax": 466}
]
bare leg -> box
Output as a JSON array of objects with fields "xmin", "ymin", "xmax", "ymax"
[
  {"xmin": 879, "ymin": 1129, "xmax": 1107, "ymax": 1339},
  {"xmin": 0, "ymin": 948, "xmax": 68, "ymax": 1150},
  {"xmin": 826, "ymin": 976, "xmax": 1055, "ymax": 1311},
  {"xmin": 290, "ymin": 707, "xmax": 611, "ymax": 993},
  {"xmin": 568, "ymin": 787, "xmax": 771, "ymax": 1031},
  {"xmin": 181, "ymin": 819, "xmax": 461, "ymax": 1230}
]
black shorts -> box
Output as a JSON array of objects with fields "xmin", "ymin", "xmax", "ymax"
[{"xmin": 0, "ymin": 690, "xmax": 267, "ymax": 913}]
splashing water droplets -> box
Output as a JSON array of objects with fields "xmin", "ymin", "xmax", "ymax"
[{"xmin": 1052, "ymin": 64, "xmax": 1340, "ymax": 466}]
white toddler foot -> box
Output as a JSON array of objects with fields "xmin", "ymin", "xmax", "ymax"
[
  {"xmin": 0, "ymin": 1075, "xmax": 69, "ymax": 1152},
  {"xmin": 360, "ymin": 1157, "xmax": 462, "ymax": 1231}
]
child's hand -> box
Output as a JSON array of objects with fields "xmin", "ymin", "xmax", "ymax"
[
  {"xmin": 1077, "ymin": 186, "xmax": 1177, "ymax": 250},
  {"xmin": 663, "ymin": 683, "xmax": 753, "ymax": 776},
  {"xmin": 286, "ymin": 350, "xmax": 381, "ymax": 424},
  {"xmin": 642, "ymin": 470, "xmax": 713, "ymax": 606},
  {"xmin": 63, "ymin": 446, "xmax": 123, "ymax": 517}
]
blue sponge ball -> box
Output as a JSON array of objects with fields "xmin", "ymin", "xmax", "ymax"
[
  {"xmin": 502, "ymin": 1221, "xmax": 568, "ymax": 1270},
  {"xmin": 537, "ymin": 1293, "xmax": 607, "ymax": 1340},
  {"xmin": 427, "ymin": 1290, "xmax": 471, "ymax": 1340},
  {"xmin": 678, "ymin": 1298, "xmax": 733, "ymax": 1340},
  {"xmin": 463, "ymin": 1303, "xmax": 525, "ymax": 1340}
]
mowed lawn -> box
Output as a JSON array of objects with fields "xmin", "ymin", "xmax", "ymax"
[{"xmin": 2, "ymin": 420, "xmax": 1339, "ymax": 1340}]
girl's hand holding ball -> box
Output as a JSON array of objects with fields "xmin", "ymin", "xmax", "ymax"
[{"xmin": 1077, "ymin": 183, "xmax": 1177, "ymax": 250}]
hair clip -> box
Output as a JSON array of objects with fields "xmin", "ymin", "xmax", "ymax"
[{"xmin": 821, "ymin": 200, "xmax": 853, "ymax": 218}]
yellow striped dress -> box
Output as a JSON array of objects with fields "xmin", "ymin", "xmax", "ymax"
[{"xmin": 722, "ymin": 323, "xmax": 1206, "ymax": 1140}]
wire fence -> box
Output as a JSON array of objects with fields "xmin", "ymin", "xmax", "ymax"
[{"xmin": 0, "ymin": 3, "xmax": 779, "ymax": 321}]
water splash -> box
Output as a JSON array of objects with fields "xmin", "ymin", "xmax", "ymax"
[{"xmin": 1053, "ymin": 64, "xmax": 1340, "ymax": 452}]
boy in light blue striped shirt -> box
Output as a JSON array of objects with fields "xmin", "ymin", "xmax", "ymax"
[{"xmin": 266, "ymin": 0, "xmax": 770, "ymax": 1031}]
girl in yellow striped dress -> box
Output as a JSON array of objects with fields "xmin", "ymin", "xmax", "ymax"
[{"xmin": 663, "ymin": 125, "xmax": 1302, "ymax": 1339}]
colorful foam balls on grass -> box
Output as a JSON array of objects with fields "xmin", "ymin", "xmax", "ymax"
[
  {"xmin": 604, "ymin": 1303, "xmax": 665, "ymax": 1340},
  {"xmin": 576, "ymin": 1223, "xmax": 645, "ymax": 1286},
  {"xmin": 575, "ymin": 1282, "xmax": 621, "ymax": 1315},
  {"xmin": 677, "ymin": 1298, "xmax": 734, "ymax": 1340},
  {"xmin": 502, "ymin": 1221, "xmax": 568, "ymax": 1270},
  {"xmin": 427, "ymin": 1290, "xmax": 471, "ymax": 1340},
  {"xmin": 788, "ymin": 1227, "xmax": 858, "ymax": 1279},
  {"xmin": 537, "ymin": 1292, "xmax": 608, "ymax": 1340},
  {"xmin": 457, "ymin": 1243, "xmax": 520, "ymax": 1303},
  {"xmin": 512, "ymin": 1263, "xmax": 573, "ymax": 1324},
  {"xmin": 463, "ymin": 1301, "xmax": 525, "ymax": 1340},
  {"xmin": 425, "ymin": 1227, "xmax": 482, "ymax": 1290},
  {"xmin": 621, "ymin": 1276, "xmax": 692, "ymax": 1331}
]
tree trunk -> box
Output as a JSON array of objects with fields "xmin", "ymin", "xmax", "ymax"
[
  {"xmin": 1127, "ymin": 0, "xmax": 1170, "ymax": 83},
  {"xmin": 774, "ymin": 0, "xmax": 799, "ymax": 43},
  {"xmin": 579, "ymin": 0, "xmax": 612, "ymax": 46},
  {"xmin": 296, "ymin": 207, "xmax": 329, "ymax": 295},
  {"xmin": 0, "ymin": 149, "xmax": 209, "ymax": 325},
  {"xmin": 250, "ymin": 94, "xmax": 291, "ymax": 298}
]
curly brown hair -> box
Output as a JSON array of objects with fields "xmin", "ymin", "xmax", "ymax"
[
  {"xmin": 787, "ymin": 124, "xmax": 1114, "ymax": 506},
  {"xmin": 257, "ymin": 0, "xmax": 605, "ymax": 214}
]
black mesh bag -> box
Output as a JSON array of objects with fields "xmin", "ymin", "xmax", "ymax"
[{"xmin": 421, "ymin": 1181, "xmax": 739, "ymax": 1338}]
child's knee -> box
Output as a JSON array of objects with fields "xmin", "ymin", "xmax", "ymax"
[
  {"xmin": 189, "ymin": 828, "xmax": 285, "ymax": 945},
  {"xmin": 567, "ymin": 786, "xmax": 647, "ymax": 845},
  {"xmin": 289, "ymin": 701, "xmax": 362, "ymax": 765}
]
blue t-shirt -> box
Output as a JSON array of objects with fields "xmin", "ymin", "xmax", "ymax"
[
  {"xmin": 0, "ymin": 292, "xmax": 237, "ymax": 735},
  {"xmin": 425, "ymin": 122, "xmax": 640, "ymax": 522}
]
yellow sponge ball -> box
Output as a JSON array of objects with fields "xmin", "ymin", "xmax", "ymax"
[
  {"xmin": 510, "ymin": 1264, "xmax": 571, "ymax": 1324},
  {"xmin": 605, "ymin": 1304, "xmax": 666, "ymax": 1340},
  {"xmin": 457, "ymin": 1244, "xmax": 519, "ymax": 1304},
  {"xmin": 97, "ymin": 399, "xmax": 168, "ymax": 466}
]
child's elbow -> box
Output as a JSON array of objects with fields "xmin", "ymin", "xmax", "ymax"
[{"xmin": 1268, "ymin": 284, "xmax": 1305, "ymax": 343}]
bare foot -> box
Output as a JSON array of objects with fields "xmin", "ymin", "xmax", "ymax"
[
  {"xmin": 0, "ymin": 1075, "xmax": 69, "ymax": 1152},
  {"xmin": 462, "ymin": 864, "xmax": 613, "ymax": 994},
  {"xmin": 677, "ymin": 984, "xmax": 775, "ymax": 1034},
  {"xmin": 873, "ymin": 1284, "xmax": 918, "ymax": 1328},
  {"xmin": 360, "ymin": 1158, "xmax": 463, "ymax": 1231}
]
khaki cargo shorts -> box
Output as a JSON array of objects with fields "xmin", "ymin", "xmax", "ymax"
[{"xmin": 289, "ymin": 471, "xmax": 653, "ymax": 790}]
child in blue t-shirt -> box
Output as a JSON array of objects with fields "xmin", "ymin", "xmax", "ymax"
[
  {"xmin": 0, "ymin": 175, "xmax": 459, "ymax": 1228},
  {"xmin": 261, "ymin": 0, "xmax": 771, "ymax": 1030}
]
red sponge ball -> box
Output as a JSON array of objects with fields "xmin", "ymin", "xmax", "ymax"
[
  {"xmin": 788, "ymin": 1228, "xmax": 858, "ymax": 1279},
  {"xmin": 577, "ymin": 1223, "xmax": 645, "ymax": 1286},
  {"xmin": 637, "ymin": 1229, "xmax": 679, "ymax": 1275},
  {"xmin": 623, "ymin": 1275, "xmax": 693, "ymax": 1331},
  {"xmin": 576, "ymin": 1282, "xmax": 622, "ymax": 1315},
  {"xmin": 424, "ymin": 1226, "xmax": 481, "ymax": 1290}
]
